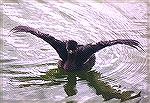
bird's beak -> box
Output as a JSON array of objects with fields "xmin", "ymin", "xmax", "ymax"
[{"xmin": 68, "ymin": 50, "xmax": 73, "ymax": 54}]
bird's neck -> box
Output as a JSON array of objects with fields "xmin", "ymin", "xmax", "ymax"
[
  {"xmin": 63, "ymin": 52, "xmax": 77, "ymax": 70},
  {"xmin": 67, "ymin": 52, "xmax": 76, "ymax": 61}
]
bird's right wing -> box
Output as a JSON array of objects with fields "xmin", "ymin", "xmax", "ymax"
[
  {"xmin": 79, "ymin": 39, "xmax": 144, "ymax": 63},
  {"xmin": 10, "ymin": 26, "xmax": 67, "ymax": 61}
]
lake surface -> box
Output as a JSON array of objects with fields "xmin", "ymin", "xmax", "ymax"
[{"xmin": 1, "ymin": 0, "xmax": 149, "ymax": 103}]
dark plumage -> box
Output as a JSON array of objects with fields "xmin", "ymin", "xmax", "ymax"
[{"xmin": 10, "ymin": 26, "xmax": 144, "ymax": 71}]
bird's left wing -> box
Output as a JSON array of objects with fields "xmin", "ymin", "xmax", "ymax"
[{"xmin": 10, "ymin": 26, "xmax": 67, "ymax": 61}]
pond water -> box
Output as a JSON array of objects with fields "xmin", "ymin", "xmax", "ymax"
[{"xmin": 1, "ymin": 0, "xmax": 149, "ymax": 103}]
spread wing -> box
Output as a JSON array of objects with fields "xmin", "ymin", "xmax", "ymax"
[
  {"xmin": 10, "ymin": 26, "xmax": 67, "ymax": 61},
  {"xmin": 79, "ymin": 39, "xmax": 144, "ymax": 63}
]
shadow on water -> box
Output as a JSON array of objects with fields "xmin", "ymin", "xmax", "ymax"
[{"xmin": 12, "ymin": 66, "xmax": 141, "ymax": 102}]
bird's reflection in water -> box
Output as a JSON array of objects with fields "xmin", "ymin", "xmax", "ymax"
[{"xmin": 13, "ymin": 67, "xmax": 141, "ymax": 102}]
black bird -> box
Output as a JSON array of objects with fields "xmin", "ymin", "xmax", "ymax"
[{"xmin": 10, "ymin": 26, "xmax": 143, "ymax": 71}]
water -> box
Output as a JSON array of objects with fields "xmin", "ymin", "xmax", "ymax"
[{"xmin": 1, "ymin": 1, "xmax": 149, "ymax": 103}]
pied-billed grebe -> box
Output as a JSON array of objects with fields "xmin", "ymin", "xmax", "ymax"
[{"xmin": 10, "ymin": 26, "xmax": 143, "ymax": 71}]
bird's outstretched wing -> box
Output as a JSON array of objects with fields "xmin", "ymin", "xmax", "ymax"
[
  {"xmin": 79, "ymin": 39, "xmax": 144, "ymax": 63},
  {"xmin": 94, "ymin": 39, "xmax": 144, "ymax": 52},
  {"xmin": 10, "ymin": 26, "xmax": 67, "ymax": 61}
]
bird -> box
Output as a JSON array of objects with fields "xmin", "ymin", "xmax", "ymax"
[{"xmin": 10, "ymin": 26, "xmax": 144, "ymax": 71}]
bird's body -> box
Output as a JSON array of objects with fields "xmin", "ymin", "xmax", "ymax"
[{"xmin": 10, "ymin": 26, "xmax": 143, "ymax": 71}]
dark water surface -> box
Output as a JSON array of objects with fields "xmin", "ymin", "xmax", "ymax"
[{"xmin": 1, "ymin": 1, "xmax": 149, "ymax": 103}]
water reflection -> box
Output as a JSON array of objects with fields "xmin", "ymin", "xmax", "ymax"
[{"xmin": 13, "ymin": 67, "xmax": 141, "ymax": 102}]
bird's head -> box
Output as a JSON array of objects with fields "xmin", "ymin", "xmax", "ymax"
[{"xmin": 66, "ymin": 40, "xmax": 78, "ymax": 54}]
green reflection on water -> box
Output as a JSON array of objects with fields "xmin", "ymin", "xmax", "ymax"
[{"xmin": 12, "ymin": 67, "xmax": 141, "ymax": 102}]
